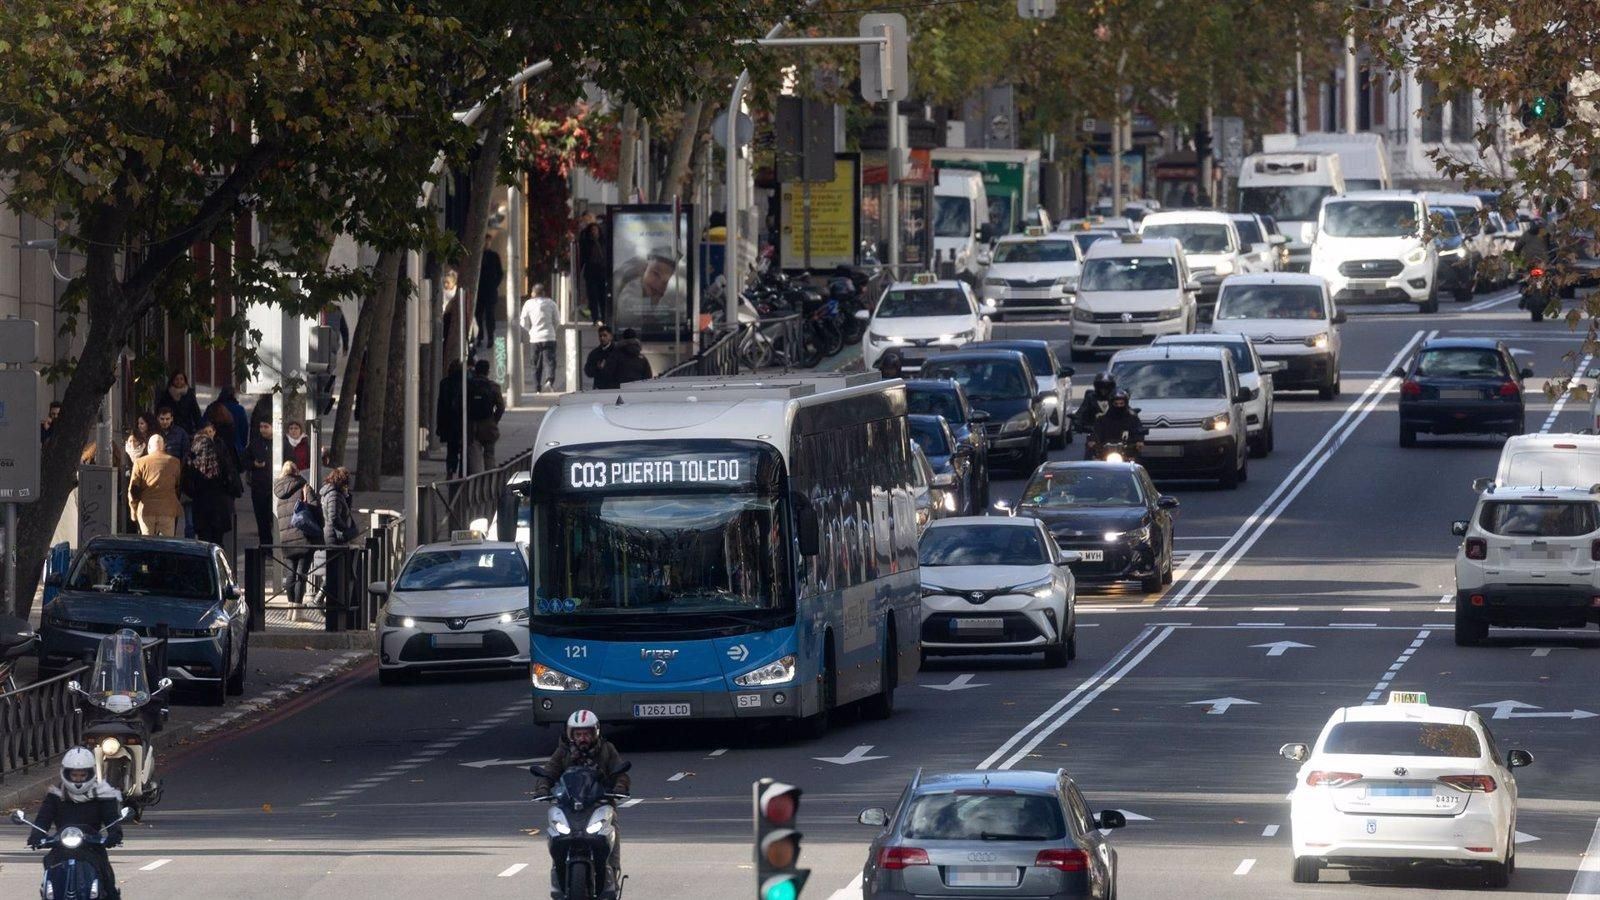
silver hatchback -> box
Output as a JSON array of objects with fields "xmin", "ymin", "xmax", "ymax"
[{"xmin": 858, "ymin": 769, "xmax": 1125, "ymax": 899}]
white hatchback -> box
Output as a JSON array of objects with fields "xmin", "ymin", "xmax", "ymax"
[
  {"xmin": 981, "ymin": 228, "xmax": 1083, "ymax": 318},
  {"xmin": 1282, "ymin": 693, "xmax": 1532, "ymax": 887},
  {"xmin": 375, "ymin": 534, "xmax": 531, "ymax": 684},
  {"xmin": 861, "ymin": 277, "xmax": 994, "ymax": 372}
]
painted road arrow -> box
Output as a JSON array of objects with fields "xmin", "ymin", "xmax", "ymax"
[
  {"xmin": 1188, "ymin": 697, "xmax": 1259, "ymax": 715},
  {"xmin": 1472, "ymin": 700, "xmax": 1598, "ymax": 721},
  {"xmin": 1511, "ymin": 646, "xmax": 1577, "ymax": 658},
  {"xmin": 924, "ymin": 674, "xmax": 988, "ymax": 692},
  {"xmin": 813, "ymin": 744, "xmax": 887, "ymax": 766},
  {"xmin": 1515, "ymin": 831, "xmax": 1540, "ymax": 844},
  {"xmin": 459, "ymin": 758, "xmax": 544, "ymax": 770},
  {"xmin": 1251, "ymin": 640, "xmax": 1314, "ymax": 657}
]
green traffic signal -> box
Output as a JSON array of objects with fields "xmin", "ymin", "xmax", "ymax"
[
  {"xmin": 761, "ymin": 873, "xmax": 808, "ymax": 900},
  {"xmin": 1531, "ymin": 96, "xmax": 1549, "ymax": 118}
]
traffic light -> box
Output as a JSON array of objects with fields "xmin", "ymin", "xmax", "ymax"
[
  {"xmin": 1193, "ymin": 123, "xmax": 1212, "ymax": 160},
  {"xmin": 1520, "ymin": 82, "xmax": 1569, "ymax": 129},
  {"xmin": 754, "ymin": 779, "xmax": 809, "ymax": 900}
]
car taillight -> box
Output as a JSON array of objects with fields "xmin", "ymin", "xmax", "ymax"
[
  {"xmin": 1400, "ymin": 380, "xmax": 1422, "ymax": 398},
  {"xmin": 1498, "ymin": 381, "xmax": 1520, "ymax": 398},
  {"xmin": 1306, "ymin": 771, "xmax": 1362, "ymax": 787},
  {"xmin": 1034, "ymin": 849, "xmax": 1089, "ymax": 872},
  {"xmin": 1530, "ymin": 267, "xmax": 1545, "ymax": 278},
  {"xmin": 1591, "ymin": 540, "xmax": 1600, "ymax": 562},
  {"xmin": 1465, "ymin": 538, "xmax": 1487, "ymax": 560},
  {"xmin": 1438, "ymin": 775, "xmax": 1497, "ymax": 793},
  {"xmin": 878, "ymin": 846, "xmax": 930, "ymax": 870}
]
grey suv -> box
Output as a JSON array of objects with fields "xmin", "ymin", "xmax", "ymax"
[{"xmin": 858, "ymin": 769, "xmax": 1125, "ymax": 899}]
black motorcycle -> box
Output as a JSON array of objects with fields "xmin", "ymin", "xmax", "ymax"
[
  {"xmin": 532, "ymin": 762, "xmax": 631, "ymax": 900},
  {"xmin": 12, "ymin": 805, "xmax": 131, "ymax": 900},
  {"xmin": 0, "ymin": 613, "xmax": 38, "ymax": 692}
]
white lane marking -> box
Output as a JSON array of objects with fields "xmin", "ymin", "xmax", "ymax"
[
  {"xmin": 1363, "ymin": 629, "xmax": 1430, "ymax": 704},
  {"xmin": 140, "ymin": 859, "xmax": 172, "ymax": 871},
  {"xmin": 1233, "ymin": 858, "xmax": 1257, "ymax": 876},
  {"xmin": 709, "ymin": 749, "xmax": 728, "ymax": 757},
  {"xmin": 1331, "ymin": 623, "xmax": 1378, "ymax": 628},
  {"xmin": 1174, "ymin": 535, "xmax": 1233, "ymax": 541},
  {"xmin": 1262, "ymin": 824, "xmax": 1279, "ymax": 838},
  {"xmin": 1568, "ymin": 817, "xmax": 1600, "ymax": 897},
  {"xmin": 498, "ymin": 863, "xmax": 528, "ymax": 878},
  {"xmin": 1166, "ymin": 329, "xmax": 1433, "ymax": 608},
  {"xmin": 1461, "ymin": 288, "xmax": 1520, "ymax": 312},
  {"xmin": 827, "ymin": 874, "xmax": 865, "ymax": 900},
  {"xmin": 1541, "ymin": 353, "xmax": 1593, "ymax": 433},
  {"xmin": 619, "ymin": 798, "xmax": 644, "ymax": 808},
  {"xmin": 1238, "ymin": 622, "xmax": 1284, "ymax": 627},
  {"xmin": 667, "ymin": 772, "xmax": 687, "ymax": 782},
  {"xmin": 1343, "ymin": 607, "xmax": 1390, "ymax": 612}
]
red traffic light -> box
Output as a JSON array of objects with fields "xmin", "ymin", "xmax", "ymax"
[{"xmin": 758, "ymin": 781, "xmax": 801, "ymax": 826}]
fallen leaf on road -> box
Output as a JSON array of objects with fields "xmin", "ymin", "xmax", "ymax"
[{"xmin": 261, "ymin": 803, "xmax": 273, "ymax": 813}]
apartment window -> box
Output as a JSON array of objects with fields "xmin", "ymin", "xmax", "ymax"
[
  {"xmin": 1449, "ymin": 90, "xmax": 1474, "ymax": 142},
  {"xmin": 1421, "ymin": 80, "xmax": 1444, "ymax": 143}
]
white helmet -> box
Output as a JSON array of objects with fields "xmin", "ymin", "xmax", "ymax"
[
  {"xmin": 566, "ymin": 709, "xmax": 600, "ymax": 743},
  {"xmin": 60, "ymin": 747, "xmax": 98, "ymax": 802}
]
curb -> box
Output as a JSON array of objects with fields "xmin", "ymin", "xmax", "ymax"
[
  {"xmin": 0, "ymin": 649, "xmax": 371, "ymax": 813},
  {"xmin": 252, "ymin": 630, "xmax": 375, "ymax": 651}
]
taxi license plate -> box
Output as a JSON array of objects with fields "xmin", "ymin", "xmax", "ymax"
[
  {"xmin": 947, "ymin": 866, "xmax": 1019, "ymax": 888},
  {"xmin": 632, "ymin": 703, "xmax": 691, "ymax": 719},
  {"xmin": 431, "ymin": 633, "xmax": 484, "ymax": 648},
  {"xmin": 953, "ymin": 617, "xmax": 1004, "ymax": 631},
  {"xmin": 1077, "ymin": 550, "xmax": 1105, "ymax": 561},
  {"xmin": 1142, "ymin": 445, "xmax": 1182, "ymax": 457},
  {"xmin": 1438, "ymin": 389, "xmax": 1481, "ymax": 399}
]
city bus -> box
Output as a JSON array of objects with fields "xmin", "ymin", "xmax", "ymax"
[{"xmin": 524, "ymin": 373, "xmax": 921, "ymax": 735}]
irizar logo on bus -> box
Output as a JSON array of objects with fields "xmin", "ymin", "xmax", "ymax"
[{"xmin": 567, "ymin": 458, "xmax": 744, "ymax": 489}]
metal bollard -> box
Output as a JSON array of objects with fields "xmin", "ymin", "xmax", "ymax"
[{"xmin": 244, "ymin": 548, "xmax": 266, "ymax": 633}]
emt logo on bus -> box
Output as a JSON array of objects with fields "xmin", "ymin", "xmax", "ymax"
[{"xmin": 566, "ymin": 457, "xmax": 746, "ymax": 489}]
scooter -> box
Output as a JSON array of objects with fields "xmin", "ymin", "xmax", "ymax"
[
  {"xmin": 12, "ymin": 804, "xmax": 132, "ymax": 900},
  {"xmin": 532, "ymin": 762, "xmax": 632, "ymax": 900},
  {"xmin": 68, "ymin": 630, "xmax": 173, "ymax": 822},
  {"xmin": 0, "ymin": 613, "xmax": 38, "ymax": 692},
  {"xmin": 1521, "ymin": 265, "xmax": 1551, "ymax": 322}
]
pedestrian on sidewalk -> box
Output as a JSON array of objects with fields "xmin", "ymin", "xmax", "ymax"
[
  {"xmin": 284, "ymin": 421, "xmax": 310, "ymax": 472},
  {"xmin": 318, "ymin": 466, "xmax": 358, "ymax": 627},
  {"xmin": 436, "ymin": 360, "xmax": 466, "ymax": 478},
  {"xmin": 440, "ymin": 267, "xmax": 473, "ymax": 368},
  {"xmin": 39, "ymin": 401, "xmax": 61, "ymax": 444},
  {"xmin": 476, "ymin": 245, "xmax": 504, "ymax": 349},
  {"xmin": 584, "ymin": 325, "xmax": 620, "ymax": 390},
  {"xmin": 209, "ymin": 386, "xmax": 249, "ymax": 457},
  {"xmin": 155, "ymin": 406, "xmax": 193, "ymax": 536},
  {"xmin": 519, "ymin": 284, "xmax": 560, "ymax": 392},
  {"xmin": 185, "ymin": 422, "xmax": 240, "ymax": 547},
  {"xmin": 467, "ymin": 359, "xmax": 506, "ymax": 472},
  {"xmin": 614, "ymin": 328, "xmax": 653, "ymax": 385},
  {"xmin": 579, "ymin": 221, "xmax": 609, "ymax": 325},
  {"xmin": 128, "ymin": 434, "xmax": 182, "ymax": 536},
  {"xmin": 163, "ymin": 371, "xmax": 204, "ymax": 434},
  {"xmin": 124, "ymin": 412, "xmax": 158, "ymax": 467},
  {"xmin": 245, "ymin": 420, "xmax": 277, "ymax": 549},
  {"xmin": 273, "ymin": 462, "xmax": 314, "ymax": 605}
]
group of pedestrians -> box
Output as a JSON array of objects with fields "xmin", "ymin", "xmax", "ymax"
[
  {"xmin": 583, "ymin": 325, "xmax": 653, "ymax": 390},
  {"xmin": 270, "ymin": 461, "xmax": 356, "ymax": 611},
  {"xmin": 125, "ymin": 373, "xmax": 254, "ymax": 543},
  {"xmin": 434, "ymin": 358, "xmax": 507, "ymax": 479}
]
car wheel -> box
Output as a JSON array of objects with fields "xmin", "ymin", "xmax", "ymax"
[
  {"xmin": 1238, "ymin": 451, "xmax": 1248, "ymax": 483},
  {"xmin": 1161, "ymin": 549, "xmax": 1175, "ymax": 585},
  {"xmin": 1400, "ymin": 427, "xmax": 1418, "ymax": 448},
  {"xmin": 1219, "ymin": 451, "xmax": 1241, "ymax": 489},
  {"xmin": 204, "ymin": 650, "xmax": 229, "ymax": 706},
  {"xmin": 1264, "ymin": 415, "xmax": 1276, "ymax": 453},
  {"xmin": 1454, "ymin": 285, "xmax": 1474, "ymax": 303},
  {"xmin": 226, "ymin": 636, "xmax": 248, "ymax": 696},
  {"xmin": 1043, "ymin": 638, "xmax": 1069, "ymax": 668},
  {"xmin": 1421, "ymin": 280, "xmax": 1440, "ymax": 314},
  {"xmin": 1249, "ymin": 430, "xmax": 1268, "ymax": 458},
  {"xmin": 1455, "ymin": 606, "xmax": 1488, "ymax": 646},
  {"xmin": 862, "ymin": 634, "xmax": 897, "ymax": 721},
  {"xmin": 1139, "ymin": 570, "xmax": 1163, "ymax": 593},
  {"xmin": 1067, "ymin": 627, "xmax": 1078, "ymax": 661},
  {"xmin": 1292, "ymin": 856, "xmax": 1320, "ymax": 884},
  {"xmin": 1317, "ymin": 377, "xmax": 1338, "ymax": 401},
  {"xmin": 1483, "ymin": 846, "xmax": 1513, "ymax": 888}
]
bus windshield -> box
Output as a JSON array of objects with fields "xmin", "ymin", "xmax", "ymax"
[{"xmin": 535, "ymin": 494, "xmax": 789, "ymax": 616}]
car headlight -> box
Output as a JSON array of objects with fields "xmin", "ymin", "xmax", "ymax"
[
  {"xmin": 1404, "ymin": 246, "xmax": 1428, "ymax": 265},
  {"xmin": 1214, "ymin": 259, "xmax": 1235, "ymax": 276},
  {"xmin": 498, "ymin": 608, "xmax": 529, "ymax": 624},
  {"xmin": 939, "ymin": 330, "xmax": 974, "ymax": 343},
  {"xmin": 531, "ymin": 664, "xmax": 589, "ymax": 692},
  {"xmin": 921, "ymin": 584, "xmax": 952, "ymax": 598},
  {"xmin": 1157, "ymin": 306, "xmax": 1183, "ymax": 321},
  {"xmin": 1203, "ymin": 413, "xmax": 1230, "ymax": 431},
  {"xmin": 383, "ymin": 614, "xmax": 416, "ymax": 628},
  {"xmin": 1104, "ymin": 526, "xmax": 1150, "ymax": 543},
  {"xmin": 931, "ymin": 471, "xmax": 957, "ymax": 486},
  {"xmin": 869, "ymin": 332, "xmax": 904, "ymax": 346},
  {"xmin": 1012, "ymin": 577, "xmax": 1055, "ymax": 598},
  {"xmin": 734, "ymin": 655, "xmax": 797, "ymax": 687},
  {"xmin": 1054, "ymin": 275, "xmax": 1078, "ymax": 289},
  {"xmin": 1304, "ymin": 332, "xmax": 1329, "ymax": 349},
  {"xmin": 98, "ymin": 737, "xmax": 121, "ymax": 756},
  {"xmin": 1073, "ymin": 307, "xmax": 1095, "ymax": 323},
  {"xmin": 548, "ymin": 807, "xmax": 572, "ymax": 836},
  {"xmin": 1002, "ymin": 412, "xmax": 1034, "ymax": 434}
]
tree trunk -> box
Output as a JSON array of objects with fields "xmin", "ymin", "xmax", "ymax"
[
  {"xmin": 381, "ymin": 272, "xmax": 409, "ymax": 477},
  {"xmin": 686, "ymin": 99, "xmax": 721, "ymax": 201},
  {"xmin": 617, "ymin": 104, "xmax": 639, "ymax": 202},
  {"xmin": 354, "ymin": 250, "xmax": 403, "ymax": 491},
  {"xmin": 657, "ymin": 94, "xmax": 706, "ymax": 204},
  {"xmin": 456, "ymin": 96, "xmax": 514, "ymax": 354},
  {"xmin": 327, "ymin": 289, "xmax": 375, "ymax": 467}
]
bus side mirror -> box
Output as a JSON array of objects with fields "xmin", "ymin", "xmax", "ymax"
[
  {"xmin": 496, "ymin": 491, "xmax": 520, "ymax": 543},
  {"xmin": 793, "ymin": 493, "xmax": 820, "ymax": 556}
]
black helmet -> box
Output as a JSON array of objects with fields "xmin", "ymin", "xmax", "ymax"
[
  {"xmin": 877, "ymin": 349, "xmax": 904, "ymax": 373},
  {"xmin": 1093, "ymin": 373, "xmax": 1116, "ymax": 395},
  {"xmin": 1110, "ymin": 389, "xmax": 1131, "ymax": 407}
]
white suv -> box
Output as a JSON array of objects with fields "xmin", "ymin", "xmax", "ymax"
[
  {"xmin": 1069, "ymin": 235, "xmax": 1197, "ymax": 361},
  {"xmin": 1108, "ymin": 344, "xmax": 1251, "ymax": 488},
  {"xmin": 1452, "ymin": 486, "xmax": 1600, "ymax": 646},
  {"xmin": 1311, "ymin": 191, "xmax": 1440, "ymax": 313},
  {"xmin": 1139, "ymin": 210, "xmax": 1252, "ymax": 313}
]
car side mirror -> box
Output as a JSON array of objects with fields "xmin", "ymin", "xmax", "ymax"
[
  {"xmin": 1519, "ymin": 367, "xmax": 1534, "ymax": 379},
  {"xmin": 9, "ymin": 810, "xmax": 25, "ymax": 825},
  {"xmin": 1185, "ymin": 279, "xmax": 1202, "ymax": 292},
  {"xmin": 1451, "ymin": 520, "xmax": 1469, "ymax": 536},
  {"xmin": 1332, "ymin": 310, "xmax": 1348, "ymax": 325},
  {"xmin": 368, "ymin": 580, "xmax": 390, "ymax": 596},
  {"xmin": 1472, "ymin": 476, "xmax": 1494, "ymax": 493},
  {"xmin": 1507, "ymin": 749, "xmax": 1534, "ymax": 768},
  {"xmin": 1390, "ymin": 365, "xmax": 1408, "ymax": 378},
  {"xmin": 969, "ymin": 410, "xmax": 991, "ymax": 423},
  {"xmin": 1279, "ymin": 742, "xmax": 1309, "ymax": 763},
  {"xmin": 977, "ymin": 223, "xmax": 994, "ymax": 243},
  {"xmin": 858, "ymin": 807, "xmax": 888, "ymax": 827},
  {"xmin": 979, "ymin": 303, "xmax": 999, "ymax": 318},
  {"xmin": 792, "ymin": 492, "xmax": 820, "ymax": 556},
  {"xmin": 854, "ymin": 309, "xmax": 871, "ymax": 321},
  {"xmin": 1058, "ymin": 551, "xmax": 1082, "ymax": 565},
  {"xmin": 1096, "ymin": 810, "xmax": 1127, "ymax": 830},
  {"xmin": 1157, "ymin": 496, "xmax": 1180, "ymax": 510},
  {"xmin": 43, "ymin": 571, "xmax": 63, "ymax": 589},
  {"xmin": 1269, "ymin": 234, "xmax": 1288, "ymax": 246},
  {"xmin": 1234, "ymin": 388, "xmax": 1254, "ymax": 404},
  {"xmin": 1058, "ymin": 366, "xmax": 1075, "ymax": 378}
]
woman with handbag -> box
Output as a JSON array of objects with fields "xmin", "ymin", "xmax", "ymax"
[
  {"xmin": 186, "ymin": 423, "xmax": 239, "ymax": 547},
  {"xmin": 318, "ymin": 467, "xmax": 358, "ymax": 627},
  {"xmin": 274, "ymin": 462, "xmax": 315, "ymax": 605}
]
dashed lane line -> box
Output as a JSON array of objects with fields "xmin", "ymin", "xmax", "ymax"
[
  {"xmin": 302, "ymin": 703, "xmax": 522, "ymax": 807},
  {"xmin": 1540, "ymin": 353, "xmax": 1593, "ymax": 434},
  {"xmin": 498, "ymin": 864, "xmax": 528, "ymax": 878},
  {"xmin": 1364, "ymin": 629, "xmax": 1430, "ymax": 704},
  {"xmin": 1233, "ymin": 858, "xmax": 1257, "ymax": 876},
  {"xmin": 1262, "ymin": 824, "xmax": 1279, "ymax": 838},
  {"xmin": 140, "ymin": 859, "xmax": 172, "ymax": 872}
]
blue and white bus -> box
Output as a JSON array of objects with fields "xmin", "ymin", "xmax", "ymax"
[{"xmin": 525, "ymin": 373, "xmax": 921, "ymax": 733}]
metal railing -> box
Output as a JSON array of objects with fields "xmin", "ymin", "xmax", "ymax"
[
  {"xmin": 0, "ymin": 666, "xmax": 87, "ymax": 779},
  {"xmin": 659, "ymin": 322, "xmax": 749, "ymax": 378},
  {"xmin": 245, "ymin": 543, "xmax": 375, "ymax": 633},
  {"xmin": 415, "ymin": 447, "xmax": 533, "ymax": 546}
]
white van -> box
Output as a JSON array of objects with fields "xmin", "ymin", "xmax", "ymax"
[
  {"xmin": 1213, "ymin": 273, "xmax": 1345, "ymax": 400},
  {"xmin": 1236, "ymin": 151, "xmax": 1345, "ymax": 272},
  {"xmin": 934, "ymin": 169, "xmax": 991, "ymax": 282},
  {"xmin": 1273, "ymin": 132, "xmax": 1392, "ymax": 192},
  {"xmin": 1488, "ymin": 434, "xmax": 1600, "ymax": 490},
  {"xmin": 1311, "ymin": 191, "xmax": 1439, "ymax": 313},
  {"xmin": 1069, "ymin": 235, "xmax": 1197, "ymax": 361},
  {"xmin": 1139, "ymin": 210, "xmax": 1254, "ymax": 313}
]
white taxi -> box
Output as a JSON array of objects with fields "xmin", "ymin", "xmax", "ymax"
[
  {"xmin": 859, "ymin": 274, "xmax": 995, "ymax": 373},
  {"xmin": 374, "ymin": 532, "xmax": 531, "ymax": 684},
  {"xmin": 980, "ymin": 226, "xmax": 1083, "ymax": 318},
  {"xmin": 1281, "ymin": 692, "xmax": 1532, "ymax": 887}
]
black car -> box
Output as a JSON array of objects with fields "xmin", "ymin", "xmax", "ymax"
[
  {"xmin": 919, "ymin": 350, "xmax": 1046, "ymax": 473},
  {"xmin": 1432, "ymin": 208, "xmax": 1478, "ymax": 303},
  {"xmin": 908, "ymin": 414, "xmax": 979, "ymax": 516},
  {"xmin": 905, "ymin": 379, "xmax": 991, "ymax": 506},
  {"xmin": 967, "ymin": 339, "xmax": 1075, "ymax": 448},
  {"xmin": 1014, "ymin": 461, "xmax": 1179, "ymax": 593},
  {"xmin": 1394, "ymin": 338, "xmax": 1532, "ymax": 447}
]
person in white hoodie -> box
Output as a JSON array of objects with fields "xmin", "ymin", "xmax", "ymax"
[{"xmin": 518, "ymin": 284, "xmax": 560, "ymax": 392}]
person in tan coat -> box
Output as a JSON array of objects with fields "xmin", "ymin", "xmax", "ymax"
[{"xmin": 128, "ymin": 434, "xmax": 183, "ymax": 536}]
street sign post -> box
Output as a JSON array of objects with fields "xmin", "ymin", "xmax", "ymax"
[
  {"xmin": 858, "ymin": 14, "xmax": 908, "ymax": 104},
  {"xmin": 1217, "ymin": 115, "xmax": 1246, "ymax": 170},
  {"xmin": 1017, "ymin": 0, "xmax": 1057, "ymax": 18}
]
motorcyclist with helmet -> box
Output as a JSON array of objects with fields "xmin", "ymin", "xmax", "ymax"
[
  {"xmin": 875, "ymin": 348, "xmax": 905, "ymax": 380},
  {"xmin": 27, "ymin": 747, "xmax": 124, "ymax": 899},
  {"xmin": 1074, "ymin": 373, "xmax": 1117, "ymax": 438},
  {"xmin": 1088, "ymin": 390, "xmax": 1146, "ymax": 460},
  {"xmin": 532, "ymin": 711, "xmax": 631, "ymax": 898},
  {"xmin": 1513, "ymin": 217, "xmax": 1553, "ymax": 319}
]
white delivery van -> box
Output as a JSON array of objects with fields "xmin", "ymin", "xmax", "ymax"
[
  {"xmin": 1489, "ymin": 434, "xmax": 1600, "ymax": 489},
  {"xmin": 1236, "ymin": 151, "xmax": 1344, "ymax": 272},
  {"xmin": 933, "ymin": 168, "xmax": 991, "ymax": 282},
  {"xmin": 1311, "ymin": 191, "xmax": 1440, "ymax": 313},
  {"xmin": 1272, "ymin": 132, "xmax": 1392, "ymax": 192}
]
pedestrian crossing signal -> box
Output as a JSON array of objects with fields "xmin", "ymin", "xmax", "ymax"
[{"xmin": 755, "ymin": 779, "xmax": 809, "ymax": 900}]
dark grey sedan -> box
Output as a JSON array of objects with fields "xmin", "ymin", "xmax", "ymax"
[{"xmin": 858, "ymin": 769, "xmax": 1125, "ymax": 899}]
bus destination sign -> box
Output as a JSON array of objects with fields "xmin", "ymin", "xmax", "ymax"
[{"xmin": 567, "ymin": 456, "xmax": 747, "ymax": 490}]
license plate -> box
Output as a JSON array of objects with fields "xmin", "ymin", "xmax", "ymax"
[
  {"xmin": 1142, "ymin": 444, "xmax": 1183, "ymax": 457},
  {"xmin": 1438, "ymin": 389, "xmax": 1481, "ymax": 399},
  {"xmin": 1105, "ymin": 325, "xmax": 1144, "ymax": 337},
  {"xmin": 947, "ymin": 866, "xmax": 1020, "ymax": 888},
  {"xmin": 953, "ymin": 617, "xmax": 1004, "ymax": 631},
  {"xmin": 1370, "ymin": 786, "xmax": 1431, "ymax": 797},
  {"xmin": 1076, "ymin": 550, "xmax": 1105, "ymax": 561},
  {"xmin": 1348, "ymin": 280, "xmax": 1386, "ymax": 290},
  {"xmin": 431, "ymin": 633, "xmax": 484, "ymax": 648},
  {"xmin": 632, "ymin": 703, "xmax": 691, "ymax": 719}
]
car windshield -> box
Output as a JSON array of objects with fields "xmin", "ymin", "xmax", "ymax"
[
  {"xmin": 1215, "ymin": 284, "xmax": 1326, "ymax": 320},
  {"xmin": 1111, "ymin": 359, "xmax": 1227, "ymax": 399},
  {"xmin": 1322, "ymin": 722, "xmax": 1482, "ymax": 758},
  {"xmin": 921, "ymin": 525, "xmax": 1049, "ymax": 566},
  {"xmin": 67, "ymin": 549, "xmax": 214, "ymax": 600},
  {"xmin": 1321, "ymin": 201, "xmax": 1421, "ymax": 238},
  {"xmin": 1234, "ymin": 218, "xmax": 1265, "ymax": 246},
  {"xmin": 1479, "ymin": 501, "xmax": 1599, "ymax": 537},
  {"xmin": 1079, "ymin": 256, "xmax": 1179, "ymax": 292},
  {"xmin": 535, "ymin": 494, "xmax": 788, "ymax": 615},
  {"xmin": 909, "ymin": 418, "xmax": 951, "ymax": 455},
  {"xmin": 1022, "ymin": 469, "xmax": 1143, "ymax": 508},
  {"xmin": 1142, "ymin": 222, "xmax": 1232, "ymax": 254},
  {"xmin": 396, "ymin": 548, "xmax": 527, "ymax": 591},
  {"xmin": 1167, "ymin": 340, "xmax": 1252, "ymax": 373},
  {"xmin": 1239, "ymin": 185, "xmax": 1333, "ymax": 222},
  {"xmin": 901, "ymin": 792, "xmax": 1066, "ymax": 841},
  {"xmin": 1442, "ymin": 205, "xmax": 1481, "ymax": 236},
  {"xmin": 1414, "ymin": 348, "xmax": 1505, "ymax": 379},
  {"xmin": 906, "ymin": 387, "xmax": 965, "ymax": 424},
  {"xmin": 1073, "ymin": 232, "xmax": 1113, "ymax": 254},
  {"xmin": 935, "ymin": 196, "xmax": 972, "ymax": 238},
  {"xmin": 919, "ymin": 360, "xmax": 1031, "ymax": 400},
  {"xmin": 992, "ymin": 240, "xmax": 1078, "ymax": 263},
  {"xmin": 875, "ymin": 288, "xmax": 970, "ymax": 318}
]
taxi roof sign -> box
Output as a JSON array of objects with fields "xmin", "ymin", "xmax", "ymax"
[
  {"xmin": 450, "ymin": 529, "xmax": 485, "ymax": 543},
  {"xmin": 1023, "ymin": 225, "xmax": 1046, "ymax": 237},
  {"xmin": 1388, "ymin": 691, "xmax": 1428, "ymax": 705},
  {"xmin": 1119, "ymin": 233, "xmax": 1143, "ymax": 244},
  {"xmin": 911, "ymin": 272, "xmax": 939, "ymax": 285}
]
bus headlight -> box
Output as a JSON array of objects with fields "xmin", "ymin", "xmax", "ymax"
[
  {"xmin": 532, "ymin": 664, "xmax": 589, "ymax": 692},
  {"xmin": 734, "ymin": 655, "xmax": 796, "ymax": 687}
]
